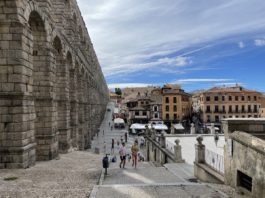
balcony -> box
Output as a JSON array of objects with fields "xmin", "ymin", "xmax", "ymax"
[{"xmin": 205, "ymin": 110, "xmax": 212, "ymax": 113}]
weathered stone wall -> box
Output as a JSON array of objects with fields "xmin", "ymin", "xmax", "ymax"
[
  {"xmin": 0, "ymin": 0, "xmax": 109, "ymax": 168},
  {"xmin": 222, "ymin": 119, "xmax": 265, "ymax": 197}
]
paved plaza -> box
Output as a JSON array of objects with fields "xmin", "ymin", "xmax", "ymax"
[
  {"xmin": 0, "ymin": 151, "xmax": 102, "ymax": 198},
  {"xmin": 0, "ymin": 102, "xmax": 234, "ymax": 198},
  {"xmin": 91, "ymin": 102, "xmax": 234, "ymax": 198}
]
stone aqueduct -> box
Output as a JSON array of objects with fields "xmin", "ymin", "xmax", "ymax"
[{"xmin": 0, "ymin": 0, "xmax": 109, "ymax": 168}]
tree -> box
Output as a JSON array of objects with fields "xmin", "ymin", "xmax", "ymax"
[{"xmin": 115, "ymin": 88, "xmax": 122, "ymax": 95}]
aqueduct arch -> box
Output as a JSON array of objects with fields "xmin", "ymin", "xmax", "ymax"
[{"xmin": 0, "ymin": 0, "xmax": 108, "ymax": 169}]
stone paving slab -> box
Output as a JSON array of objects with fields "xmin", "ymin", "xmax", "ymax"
[
  {"xmin": 0, "ymin": 151, "xmax": 102, "ymax": 198},
  {"xmin": 94, "ymin": 184, "xmax": 229, "ymax": 198},
  {"xmin": 164, "ymin": 163, "xmax": 195, "ymax": 182}
]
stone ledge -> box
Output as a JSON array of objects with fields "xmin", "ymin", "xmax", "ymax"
[{"xmin": 194, "ymin": 162, "xmax": 224, "ymax": 184}]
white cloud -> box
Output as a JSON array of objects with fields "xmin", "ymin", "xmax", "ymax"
[
  {"xmin": 108, "ymin": 83, "xmax": 157, "ymax": 89},
  {"xmin": 254, "ymin": 39, "xmax": 265, "ymax": 46},
  {"xmin": 78, "ymin": 0, "xmax": 265, "ymax": 77},
  {"xmin": 238, "ymin": 41, "xmax": 245, "ymax": 48},
  {"xmin": 173, "ymin": 78, "xmax": 233, "ymax": 84}
]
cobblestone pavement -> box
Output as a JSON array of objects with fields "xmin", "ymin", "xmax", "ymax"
[{"xmin": 0, "ymin": 151, "xmax": 102, "ymax": 198}]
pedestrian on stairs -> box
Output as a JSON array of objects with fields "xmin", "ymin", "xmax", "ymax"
[
  {"xmin": 119, "ymin": 142, "xmax": 126, "ymax": 168},
  {"xmin": 131, "ymin": 140, "xmax": 139, "ymax": 169}
]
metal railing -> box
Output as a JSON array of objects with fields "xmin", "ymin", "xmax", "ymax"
[{"xmin": 205, "ymin": 149, "xmax": 224, "ymax": 174}]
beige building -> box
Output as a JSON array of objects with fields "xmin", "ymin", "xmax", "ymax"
[
  {"xmin": 162, "ymin": 85, "xmax": 191, "ymax": 125},
  {"xmin": 195, "ymin": 86, "xmax": 262, "ymax": 123},
  {"xmin": 259, "ymin": 94, "xmax": 265, "ymax": 118}
]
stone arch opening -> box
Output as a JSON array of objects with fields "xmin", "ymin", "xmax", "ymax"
[{"xmin": 29, "ymin": 11, "xmax": 58, "ymax": 161}]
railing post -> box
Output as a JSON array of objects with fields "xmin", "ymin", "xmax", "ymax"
[
  {"xmin": 160, "ymin": 132, "xmax": 166, "ymax": 148},
  {"xmin": 195, "ymin": 136, "xmax": 205, "ymax": 163},
  {"xmin": 174, "ymin": 139, "xmax": 185, "ymax": 162}
]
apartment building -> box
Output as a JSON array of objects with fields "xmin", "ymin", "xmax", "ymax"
[
  {"xmin": 162, "ymin": 84, "xmax": 191, "ymax": 125},
  {"xmin": 195, "ymin": 86, "xmax": 262, "ymax": 123},
  {"xmin": 260, "ymin": 94, "xmax": 265, "ymax": 118}
]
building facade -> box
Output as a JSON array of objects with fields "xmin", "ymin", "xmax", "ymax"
[
  {"xmin": 161, "ymin": 85, "xmax": 191, "ymax": 126},
  {"xmin": 0, "ymin": 0, "xmax": 109, "ymax": 168},
  {"xmin": 195, "ymin": 86, "xmax": 262, "ymax": 124},
  {"xmin": 259, "ymin": 94, "xmax": 265, "ymax": 118}
]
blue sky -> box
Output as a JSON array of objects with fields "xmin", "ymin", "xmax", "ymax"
[{"xmin": 78, "ymin": 0, "xmax": 265, "ymax": 92}]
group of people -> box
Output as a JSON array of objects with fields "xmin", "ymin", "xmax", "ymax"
[{"xmin": 119, "ymin": 140, "xmax": 141, "ymax": 169}]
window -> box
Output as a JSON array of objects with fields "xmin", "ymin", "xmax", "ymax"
[
  {"xmin": 248, "ymin": 96, "xmax": 251, "ymax": 101},
  {"xmin": 143, "ymin": 111, "xmax": 147, "ymax": 116},
  {"xmin": 214, "ymin": 96, "xmax": 218, "ymax": 101},
  {"xmin": 173, "ymin": 105, "xmax": 177, "ymax": 112},
  {"xmin": 237, "ymin": 170, "xmax": 252, "ymax": 192},
  {"xmin": 254, "ymin": 105, "xmax": 257, "ymax": 113},
  {"xmin": 206, "ymin": 106, "xmax": 211, "ymax": 113},
  {"xmin": 206, "ymin": 96, "xmax": 210, "ymax": 101},
  {"xmin": 166, "ymin": 113, "xmax": 169, "ymax": 120},
  {"xmin": 214, "ymin": 105, "xmax": 219, "ymax": 113},
  {"xmin": 141, "ymin": 101, "xmax": 144, "ymax": 105},
  {"xmin": 248, "ymin": 105, "xmax": 251, "ymax": 112},
  {"xmin": 215, "ymin": 116, "xmax": 219, "ymax": 122},
  {"xmin": 135, "ymin": 111, "xmax": 139, "ymax": 116},
  {"xmin": 229, "ymin": 96, "xmax": 232, "ymax": 101},
  {"xmin": 229, "ymin": 105, "xmax": 232, "ymax": 113},
  {"xmin": 173, "ymin": 97, "xmax": 177, "ymax": 103},
  {"xmin": 235, "ymin": 105, "xmax": 239, "ymax": 113},
  {"xmin": 242, "ymin": 115, "xmax": 245, "ymax": 118},
  {"xmin": 173, "ymin": 114, "xmax": 177, "ymax": 120},
  {"xmin": 248, "ymin": 115, "xmax": 251, "ymax": 118},
  {"xmin": 154, "ymin": 106, "xmax": 158, "ymax": 112},
  {"xmin": 242, "ymin": 105, "xmax": 245, "ymax": 112},
  {"xmin": 241, "ymin": 96, "xmax": 245, "ymax": 101},
  {"xmin": 222, "ymin": 106, "xmax": 226, "ymax": 113},
  {"xmin": 222, "ymin": 96, "xmax": 225, "ymax": 101},
  {"xmin": 165, "ymin": 97, "xmax": 169, "ymax": 103},
  {"xmin": 154, "ymin": 113, "xmax": 158, "ymax": 118},
  {"xmin": 235, "ymin": 96, "xmax": 238, "ymax": 101},
  {"xmin": 254, "ymin": 96, "xmax": 257, "ymax": 101},
  {"xmin": 165, "ymin": 105, "xmax": 169, "ymax": 111}
]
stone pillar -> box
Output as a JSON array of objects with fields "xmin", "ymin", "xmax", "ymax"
[
  {"xmin": 190, "ymin": 123, "xmax": 195, "ymax": 134},
  {"xmin": 171, "ymin": 125, "xmax": 175, "ymax": 134},
  {"xmin": 160, "ymin": 132, "xmax": 166, "ymax": 148},
  {"xmin": 0, "ymin": 21, "xmax": 37, "ymax": 168},
  {"xmin": 210, "ymin": 123, "xmax": 215, "ymax": 134},
  {"xmin": 195, "ymin": 136, "xmax": 205, "ymax": 163},
  {"xmin": 174, "ymin": 139, "xmax": 185, "ymax": 163}
]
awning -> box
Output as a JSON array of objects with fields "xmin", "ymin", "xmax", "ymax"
[
  {"xmin": 114, "ymin": 118, "xmax": 125, "ymax": 124},
  {"xmin": 114, "ymin": 108, "xmax": 119, "ymax": 114},
  {"xmin": 149, "ymin": 124, "xmax": 168, "ymax": 130},
  {"xmin": 174, "ymin": 123, "xmax": 184, "ymax": 130},
  {"xmin": 207, "ymin": 126, "xmax": 220, "ymax": 131},
  {"xmin": 130, "ymin": 123, "xmax": 146, "ymax": 130}
]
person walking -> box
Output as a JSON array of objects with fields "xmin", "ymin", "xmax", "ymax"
[
  {"xmin": 111, "ymin": 138, "xmax": 115, "ymax": 155},
  {"xmin": 131, "ymin": 140, "xmax": 139, "ymax": 169},
  {"xmin": 119, "ymin": 142, "xmax": 126, "ymax": 168},
  {"xmin": 125, "ymin": 132, "xmax": 128, "ymax": 143}
]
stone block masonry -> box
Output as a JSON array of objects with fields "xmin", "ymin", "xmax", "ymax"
[{"xmin": 0, "ymin": 0, "xmax": 109, "ymax": 169}]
